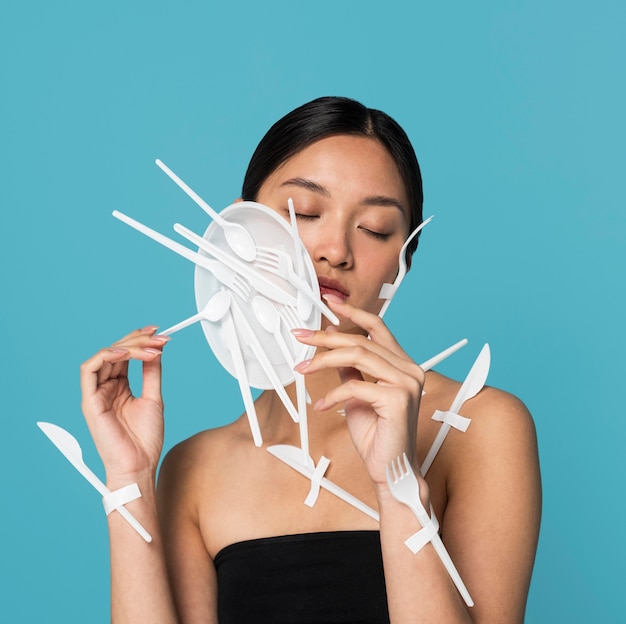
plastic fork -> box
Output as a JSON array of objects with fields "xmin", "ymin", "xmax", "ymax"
[
  {"xmin": 197, "ymin": 259, "xmax": 251, "ymax": 301},
  {"xmin": 174, "ymin": 223, "xmax": 297, "ymax": 307},
  {"xmin": 378, "ymin": 215, "xmax": 434, "ymax": 318},
  {"xmin": 279, "ymin": 304, "xmax": 301, "ymax": 331},
  {"xmin": 386, "ymin": 453, "xmax": 474, "ymax": 607},
  {"xmin": 255, "ymin": 248, "xmax": 339, "ymax": 325},
  {"xmin": 112, "ymin": 211, "xmax": 249, "ymax": 298}
]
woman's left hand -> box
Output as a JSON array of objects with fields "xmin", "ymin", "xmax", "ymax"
[{"xmin": 293, "ymin": 294, "xmax": 425, "ymax": 487}]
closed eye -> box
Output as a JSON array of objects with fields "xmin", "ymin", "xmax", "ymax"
[
  {"xmin": 293, "ymin": 212, "xmax": 319, "ymax": 221},
  {"xmin": 360, "ymin": 227, "xmax": 391, "ymax": 240}
]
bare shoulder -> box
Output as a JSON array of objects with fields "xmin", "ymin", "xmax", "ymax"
[
  {"xmin": 425, "ymin": 371, "xmax": 537, "ymax": 456},
  {"xmin": 428, "ymin": 376, "xmax": 541, "ymax": 621},
  {"xmin": 157, "ymin": 419, "xmax": 250, "ymax": 510},
  {"xmin": 464, "ymin": 385, "xmax": 537, "ymax": 447},
  {"xmin": 458, "ymin": 385, "xmax": 541, "ymax": 503},
  {"xmin": 422, "ymin": 371, "xmax": 540, "ymax": 495}
]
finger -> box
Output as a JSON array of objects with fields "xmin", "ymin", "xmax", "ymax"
[
  {"xmin": 96, "ymin": 358, "xmax": 118, "ymax": 386},
  {"xmin": 315, "ymin": 378, "xmax": 411, "ymax": 415},
  {"xmin": 322, "ymin": 295, "xmax": 406, "ymax": 356},
  {"xmin": 81, "ymin": 343, "xmax": 165, "ymax": 398},
  {"xmin": 81, "ymin": 347, "xmax": 131, "ymax": 398},
  {"xmin": 336, "ymin": 362, "xmax": 363, "ymax": 386},
  {"xmin": 292, "ymin": 327, "xmax": 418, "ymax": 373},
  {"xmin": 141, "ymin": 350, "xmax": 163, "ymax": 404},
  {"xmin": 111, "ymin": 325, "xmax": 161, "ymax": 347},
  {"xmin": 295, "ymin": 344, "xmax": 423, "ymax": 389},
  {"xmin": 112, "ymin": 329, "xmax": 169, "ymax": 352}
]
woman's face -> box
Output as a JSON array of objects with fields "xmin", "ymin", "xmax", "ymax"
[{"xmin": 256, "ymin": 135, "xmax": 411, "ymax": 329}]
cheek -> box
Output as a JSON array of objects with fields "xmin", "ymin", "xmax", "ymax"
[
  {"xmin": 360, "ymin": 242, "xmax": 402, "ymax": 281},
  {"xmin": 359, "ymin": 254, "xmax": 400, "ymax": 299}
]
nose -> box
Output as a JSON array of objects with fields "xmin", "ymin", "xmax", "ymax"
[{"xmin": 309, "ymin": 219, "xmax": 354, "ymax": 269}]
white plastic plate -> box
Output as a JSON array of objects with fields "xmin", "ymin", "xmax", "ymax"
[{"xmin": 194, "ymin": 201, "xmax": 319, "ymax": 388}]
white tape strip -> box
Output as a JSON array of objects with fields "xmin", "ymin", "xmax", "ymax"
[
  {"xmin": 404, "ymin": 505, "xmax": 440, "ymax": 554},
  {"xmin": 432, "ymin": 409, "xmax": 472, "ymax": 432},
  {"xmin": 304, "ymin": 456, "xmax": 331, "ymax": 507},
  {"xmin": 102, "ymin": 483, "xmax": 142, "ymax": 516},
  {"xmin": 378, "ymin": 282, "xmax": 397, "ymax": 299}
]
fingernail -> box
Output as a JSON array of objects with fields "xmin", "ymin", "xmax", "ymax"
[
  {"xmin": 141, "ymin": 325, "xmax": 159, "ymax": 334},
  {"xmin": 153, "ymin": 335, "xmax": 170, "ymax": 343},
  {"xmin": 322, "ymin": 293, "xmax": 345, "ymax": 304},
  {"xmin": 291, "ymin": 328, "xmax": 314, "ymax": 337},
  {"xmin": 313, "ymin": 398, "xmax": 326, "ymax": 411},
  {"xmin": 143, "ymin": 348, "xmax": 162, "ymax": 355},
  {"xmin": 294, "ymin": 359, "xmax": 312, "ymax": 371}
]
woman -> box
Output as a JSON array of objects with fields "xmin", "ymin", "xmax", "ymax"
[{"xmin": 80, "ymin": 97, "xmax": 541, "ymax": 623}]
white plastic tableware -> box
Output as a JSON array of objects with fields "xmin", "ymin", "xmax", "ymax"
[
  {"xmin": 419, "ymin": 338, "xmax": 468, "ymax": 372},
  {"xmin": 267, "ymin": 444, "xmax": 379, "ymax": 521},
  {"xmin": 175, "ymin": 223, "xmax": 297, "ymax": 307},
  {"xmin": 218, "ymin": 295, "xmax": 264, "ymax": 447},
  {"xmin": 194, "ymin": 201, "xmax": 320, "ymax": 389},
  {"xmin": 37, "ymin": 422, "xmax": 152, "ymax": 542},
  {"xmin": 112, "ymin": 210, "xmax": 246, "ymax": 291},
  {"xmin": 378, "ymin": 215, "xmax": 434, "ymax": 318},
  {"xmin": 155, "ymin": 159, "xmax": 257, "ymax": 262},
  {"xmin": 252, "ymin": 295, "xmax": 313, "ymax": 405},
  {"xmin": 229, "ymin": 297, "xmax": 299, "ymax": 423},
  {"xmin": 288, "ymin": 198, "xmax": 313, "ymax": 320},
  {"xmin": 420, "ymin": 343, "xmax": 491, "ymax": 476},
  {"xmin": 254, "ymin": 246, "xmax": 340, "ymax": 325},
  {"xmin": 160, "ymin": 290, "xmax": 232, "ymax": 336},
  {"xmin": 386, "ymin": 453, "xmax": 473, "ymax": 607},
  {"xmin": 295, "ymin": 372, "xmax": 309, "ymax": 458},
  {"xmin": 251, "ymin": 295, "xmax": 296, "ymax": 367}
]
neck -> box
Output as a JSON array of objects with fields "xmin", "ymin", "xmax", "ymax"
[{"xmin": 258, "ymin": 366, "xmax": 348, "ymax": 448}]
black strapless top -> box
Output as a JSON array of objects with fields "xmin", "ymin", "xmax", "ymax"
[{"xmin": 214, "ymin": 531, "xmax": 390, "ymax": 624}]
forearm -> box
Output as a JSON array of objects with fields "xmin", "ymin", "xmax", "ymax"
[
  {"xmin": 377, "ymin": 489, "xmax": 473, "ymax": 624},
  {"xmin": 107, "ymin": 471, "xmax": 178, "ymax": 624}
]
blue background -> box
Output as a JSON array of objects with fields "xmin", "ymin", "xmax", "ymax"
[{"xmin": 1, "ymin": 1, "xmax": 624, "ymax": 621}]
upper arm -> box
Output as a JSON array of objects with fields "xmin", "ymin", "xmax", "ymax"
[
  {"xmin": 440, "ymin": 389, "xmax": 541, "ymax": 623},
  {"xmin": 157, "ymin": 441, "xmax": 218, "ymax": 624}
]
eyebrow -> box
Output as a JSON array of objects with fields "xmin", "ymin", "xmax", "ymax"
[
  {"xmin": 279, "ymin": 177, "xmax": 406, "ymax": 214},
  {"xmin": 280, "ymin": 177, "xmax": 330, "ymax": 197}
]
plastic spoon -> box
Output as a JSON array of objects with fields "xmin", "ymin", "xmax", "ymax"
[
  {"xmin": 229, "ymin": 297, "xmax": 299, "ymax": 423},
  {"xmin": 252, "ymin": 295, "xmax": 313, "ymax": 408},
  {"xmin": 155, "ymin": 159, "xmax": 257, "ymax": 262},
  {"xmin": 174, "ymin": 223, "xmax": 297, "ymax": 307},
  {"xmin": 159, "ymin": 290, "xmax": 232, "ymax": 336},
  {"xmin": 251, "ymin": 295, "xmax": 296, "ymax": 367}
]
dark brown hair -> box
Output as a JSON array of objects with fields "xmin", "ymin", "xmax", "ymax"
[{"xmin": 242, "ymin": 96, "xmax": 424, "ymax": 263}]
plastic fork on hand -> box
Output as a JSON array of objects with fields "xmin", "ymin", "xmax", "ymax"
[{"xmin": 386, "ymin": 453, "xmax": 474, "ymax": 607}]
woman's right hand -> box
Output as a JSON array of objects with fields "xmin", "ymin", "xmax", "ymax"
[{"xmin": 80, "ymin": 326, "xmax": 169, "ymax": 482}]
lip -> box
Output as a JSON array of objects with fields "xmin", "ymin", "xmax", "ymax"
[{"xmin": 317, "ymin": 276, "xmax": 349, "ymax": 301}]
